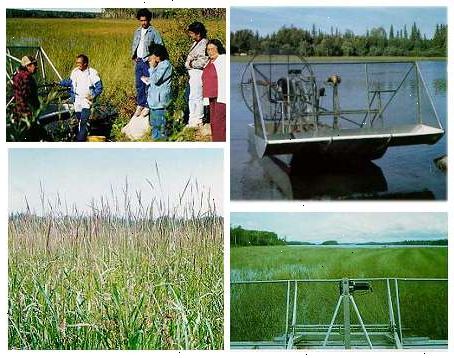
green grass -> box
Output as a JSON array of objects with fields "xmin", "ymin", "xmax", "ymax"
[
  {"xmin": 230, "ymin": 246, "xmax": 447, "ymax": 342},
  {"xmin": 6, "ymin": 16, "xmax": 225, "ymax": 141},
  {"xmin": 8, "ymin": 184, "xmax": 224, "ymax": 349}
]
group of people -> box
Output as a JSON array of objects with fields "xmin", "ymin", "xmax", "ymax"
[
  {"xmin": 132, "ymin": 8, "xmax": 226, "ymax": 141},
  {"xmin": 11, "ymin": 8, "xmax": 226, "ymax": 142},
  {"xmin": 12, "ymin": 53, "xmax": 103, "ymax": 142},
  {"xmin": 12, "ymin": 53, "xmax": 103, "ymax": 141},
  {"xmin": 185, "ymin": 22, "xmax": 226, "ymax": 142}
]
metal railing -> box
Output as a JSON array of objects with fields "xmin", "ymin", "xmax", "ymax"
[{"xmin": 231, "ymin": 277, "xmax": 447, "ymax": 349}]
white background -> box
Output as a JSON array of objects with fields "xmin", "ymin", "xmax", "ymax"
[{"xmin": 1, "ymin": 0, "xmax": 452, "ymax": 357}]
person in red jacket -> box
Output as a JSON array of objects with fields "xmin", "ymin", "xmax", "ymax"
[
  {"xmin": 202, "ymin": 39, "xmax": 226, "ymax": 142},
  {"xmin": 12, "ymin": 55, "xmax": 40, "ymax": 119}
]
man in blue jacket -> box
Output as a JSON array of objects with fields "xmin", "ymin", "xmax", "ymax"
[
  {"xmin": 131, "ymin": 8, "xmax": 164, "ymax": 118},
  {"xmin": 60, "ymin": 54, "xmax": 103, "ymax": 141}
]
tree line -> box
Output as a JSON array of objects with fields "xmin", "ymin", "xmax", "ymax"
[
  {"xmin": 357, "ymin": 239, "xmax": 448, "ymax": 246},
  {"xmin": 6, "ymin": 9, "xmax": 97, "ymax": 18},
  {"xmin": 6, "ymin": 8, "xmax": 226, "ymax": 20},
  {"xmin": 101, "ymin": 8, "xmax": 225, "ymax": 19},
  {"xmin": 230, "ymin": 226, "xmax": 287, "ymax": 247},
  {"xmin": 231, "ymin": 23, "xmax": 447, "ymax": 57}
]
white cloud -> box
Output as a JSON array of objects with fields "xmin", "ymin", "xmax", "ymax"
[{"xmin": 231, "ymin": 213, "xmax": 447, "ymax": 243}]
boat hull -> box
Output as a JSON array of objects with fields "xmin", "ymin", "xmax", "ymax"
[{"xmin": 250, "ymin": 123, "xmax": 444, "ymax": 160}]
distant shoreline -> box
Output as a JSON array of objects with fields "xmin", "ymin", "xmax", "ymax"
[
  {"xmin": 230, "ymin": 55, "xmax": 447, "ymax": 63},
  {"xmin": 286, "ymin": 244, "xmax": 447, "ymax": 248}
]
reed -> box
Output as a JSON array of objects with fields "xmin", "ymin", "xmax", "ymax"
[{"xmin": 8, "ymin": 179, "xmax": 224, "ymax": 349}]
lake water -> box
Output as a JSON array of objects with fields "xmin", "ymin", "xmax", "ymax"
[
  {"xmin": 230, "ymin": 59, "xmax": 447, "ymax": 200},
  {"xmin": 287, "ymin": 245, "xmax": 446, "ymax": 249}
]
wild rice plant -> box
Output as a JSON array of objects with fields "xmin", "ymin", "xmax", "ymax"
[
  {"xmin": 6, "ymin": 15, "xmax": 226, "ymax": 141},
  {"xmin": 8, "ymin": 179, "xmax": 223, "ymax": 349},
  {"xmin": 230, "ymin": 246, "xmax": 447, "ymax": 342}
]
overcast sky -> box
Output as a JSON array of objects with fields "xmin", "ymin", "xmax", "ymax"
[
  {"xmin": 231, "ymin": 212, "xmax": 447, "ymax": 243},
  {"xmin": 9, "ymin": 148, "xmax": 224, "ymax": 216},
  {"xmin": 231, "ymin": 7, "xmax": 447, "ymax": 38}
]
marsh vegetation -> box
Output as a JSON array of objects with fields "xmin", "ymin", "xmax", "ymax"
[
  {"xmin": 6, "ymin": 11, "xmax": 225, "ymax": 141},
  {"xmin": 230, "ymin": 246, "xmax": 447, "ymax": 342},
  {"xmin": 9, "ymin": 181, "xmax": 223, "ymax": 349}
]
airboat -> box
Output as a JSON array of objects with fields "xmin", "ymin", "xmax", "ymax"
[
  {"xmin": 231, "ymin": 277, "xmax": 448, "ymax": 349},
  {"xmin": 6, "ymin": 46, "xmax": 73, "ymax": 123},
  {"xmin": 240, "ymin": 55, "xmax": 444, "ymax": 160}
]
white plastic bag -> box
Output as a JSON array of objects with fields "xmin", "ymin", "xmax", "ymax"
[{"xmin": 121, "ymin": 115, "xmax": 150, "ymax": 140}]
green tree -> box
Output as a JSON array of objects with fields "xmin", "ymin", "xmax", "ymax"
[
  {"xmin": 231, "ymin": 29, "xmax": 257, "ymax": 54},
  {"xmin": 230, "ymin": 23, "xmax": 446, "ymax": 58}
]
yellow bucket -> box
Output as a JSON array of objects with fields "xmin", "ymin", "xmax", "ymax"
[{"xmin": 87, "ymin": 135, "xmax": 106, "ymax": 142}]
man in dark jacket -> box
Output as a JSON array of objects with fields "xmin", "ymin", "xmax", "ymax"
[{"xmin": 12, "ymin": 55, "xmax": 40, "ymax": 119}]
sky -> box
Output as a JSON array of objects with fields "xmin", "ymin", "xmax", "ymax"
[
  {"xmin": 9, "ymin": 148, "xmax": 224, "ymax": 216},
  {"xmin": 231, "ymin": 212, "xmax": 447, "ymax": 243},
  {"xmin": 231, "ymin": 7, "xmax": 447, "ymax": 38}
]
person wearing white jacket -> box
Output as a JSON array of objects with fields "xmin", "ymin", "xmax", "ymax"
[
  {"xmin": 202, "ymin": 39, "xmax": 226, "ymax": 142},
  {"xmin": 185, "ymin": 22, "xmax": 209, "ymax": 127},
  {"xmin": 60, "ymin": 54, "xmax": 103, "ymax": 141}
]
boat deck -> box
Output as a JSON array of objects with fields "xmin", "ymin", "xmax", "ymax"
[{"xmin": 251, "ymin": 123, "xmax": 444, "ymax": 158}]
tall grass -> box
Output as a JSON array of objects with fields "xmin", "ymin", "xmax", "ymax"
[
  {"xmin": 230, "ymin": 246, "xmax": 447, "ymax": 342},
  {"xmin": 6, "ymin": 15, "xmax": 225, "ymax": 141},
  {"xmin": 8, "ymin": 180, "xmax": 223, "ymax": 349}
]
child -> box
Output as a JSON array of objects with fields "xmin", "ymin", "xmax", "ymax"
[{"xmin": 141, "ymin": 44, "xmax": 172, "ymax": 140}]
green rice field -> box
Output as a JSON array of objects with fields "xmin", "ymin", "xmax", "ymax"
[{"xmin": 230, "ymin": 246, "xmax": 448, "ymax": 342}]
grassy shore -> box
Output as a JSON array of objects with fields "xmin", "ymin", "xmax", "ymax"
[
  {"xmin": 230, "ymin": 246, "xmax": 447, "ymax": 342},
  {"xmin": 8, "ymin": 186, "xmax": 224, "ymax": 349}
]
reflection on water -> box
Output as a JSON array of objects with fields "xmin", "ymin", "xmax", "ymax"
[
  {"xmin": 231, "ymin": 60, "xmax": 447, "ymax": 200},
  {"xmin": 432, "ymin": 78, "xmax": 447, "ymax": 95},
  {"xmin": 248, "ymin": 150, "xmax": 435, "ymax": 200},
  {"xmin": 288, "ymin": 156, "xmax": 388, "ymax": 200}
]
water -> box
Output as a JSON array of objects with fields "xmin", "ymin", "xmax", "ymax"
[
  {"xmin": 230, "ymin": 59, "xmax": 447, "ymax": 200},
  {"xmin": 287, "ymin": 245, "xmax": 446, "ymax": 249}
]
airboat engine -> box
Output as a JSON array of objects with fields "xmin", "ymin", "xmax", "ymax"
[{"xmin": 276, "ymin": 77, "xmax": 289, "ymax": 101}]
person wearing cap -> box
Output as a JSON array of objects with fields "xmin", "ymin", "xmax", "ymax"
[
  {"xmin": 59, "ymin": 54, "xmax": 103, "ymax": 141},
  {"xmin": 12, "ymin": 55, "xmax": 40, "ymax": 119},
  {"xmin": 185, "ymin": 22, "xmax": 209, "ymax": 127},
  {"xmin": 131, "ymin": 8, "xmax": 164, "ymax": 118},
  {"xmin": 140, "ymin": 44, "xmax": 173, "ymax": 140}
]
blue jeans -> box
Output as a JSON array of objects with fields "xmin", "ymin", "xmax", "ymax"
[
  {"xmin": 75, "ymin": 108, "xmax": 90, "ymax": 142},
  {"xmin": 135, "ymin": 59, "xmax": 149, "ymax": 108},
  {"xmin": 150, "ymin": 108, "xmax": 167, "ymax": 140}
]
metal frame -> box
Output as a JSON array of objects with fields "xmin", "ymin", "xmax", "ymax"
[
  {"xmin": 250, "ymin": 61, "xmax": 442, "ymax": 132},
  {"xmin": 241, "ymin": 59, "xmax": 445, "ymax": 160},
  {"xmin": 6, "ymin": 46, "xmax": 63, "ymax": 109},
  {"xmin": 415, "ymin": 62, "xmax": 444, "ymax": 129},
  {"xmin": 231, "ymin": 277, "xmax": 447, "ymax": 350},
  {"xmin": 244, "ymin": 59, "xmax": 444, "ymax": 158},
  {"xmin": 6, "ymin": 45, "xmax": 74, "ymax": 127}
]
